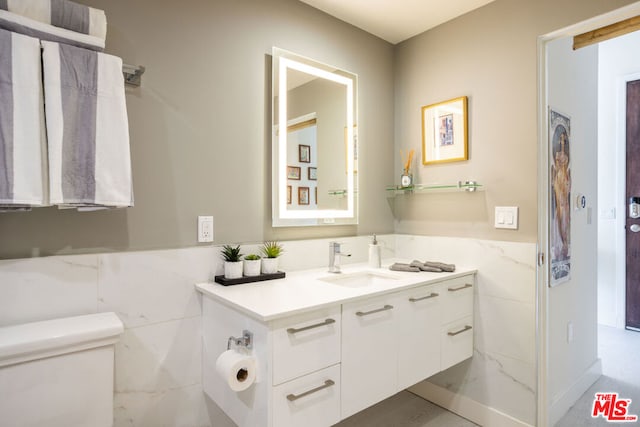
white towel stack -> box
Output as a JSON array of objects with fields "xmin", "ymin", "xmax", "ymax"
[
  {"xmin": 1, "ymin": 0, "xmax": 106, "ymax": 40},
  {"xmin": 0, "ymin": 28, "xmax": 47, "ymax": 210},
  {"xmin": 0, "ymin": 2, "xmax": 133, "ymax": 212}
]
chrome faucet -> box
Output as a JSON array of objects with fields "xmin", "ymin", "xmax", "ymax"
[{"xmin": 328, "ymin": 242, "xmax": 351, "ymax": 273}]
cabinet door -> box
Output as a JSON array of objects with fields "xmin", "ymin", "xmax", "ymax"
[
  {"xmin": 272, "ymin": 307, "xmax": 341, "ymax": 385},
  {"xmin": 272, "ymin": 364, "xmax": 340, "ymax": 427},
  {"xmin": 341, "ymin": 293, "xmax": 399, "ymax": 419},
  {"xmin": 441, "ymin": 275, "xmax": 474, "ymax": 324},
  {"xmin": 441, "ymin": 315, "xmax": 474, "ymax": 370},
  {"xmin": 396, "ymin": 284, "xmax": 442, "ymax": 390}
]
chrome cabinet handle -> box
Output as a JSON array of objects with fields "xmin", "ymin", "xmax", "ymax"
[
  {"xmin": 409, "ymin": 292, "xmax": 439, "ymax": 302},
  {"xmin": 287, "ymin": 318, "xmax": 336, "ymax": 334},
  {"xmin": 286, "ymin": 379, "xmax": 335, "ymax": 401},
  {"xmin": 356, "ymin": 304, "xmax": 394, "ymax": 317},
  {"xmin": 448, "ymin": 283, "xmax": 473, "ymax": 292},
  {"xmin": 447, "ymin": 325, "xmax": 473, "ymax": 336}
]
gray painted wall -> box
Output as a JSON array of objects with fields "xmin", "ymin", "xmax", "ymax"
[
  {"xmin": 393, "ymin": 0, "xmax": 635, "ymax": 243},
  {"xmin": 0, "ymin": 0, "xmax": 395, "ymax": 259}
]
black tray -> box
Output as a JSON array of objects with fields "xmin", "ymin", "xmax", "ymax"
[{"xmin": 214, "ymin": 271, "xmax": 286, "ymax": 286}]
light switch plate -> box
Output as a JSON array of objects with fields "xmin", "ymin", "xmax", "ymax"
[
  {"xmin": 198, "ymin": 216, "xmax": 214, "ymax": 242},
  {"xmin": 495, "ymin": 206, "xmax": 519, "ymax": 230}
]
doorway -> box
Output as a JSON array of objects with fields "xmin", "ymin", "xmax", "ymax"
[{"xmin": 537, "ymin": 4, "xmax": 640, "ymax": 426}]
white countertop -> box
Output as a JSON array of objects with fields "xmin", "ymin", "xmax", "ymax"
[{"xmin": 195, "ymin": 261, "xmax": 477, "ymax": 322}]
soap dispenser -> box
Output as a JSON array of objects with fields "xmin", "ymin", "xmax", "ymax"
[{"xmin": 368, "ymin": 234, "xmax": 381, "ymax": 268}]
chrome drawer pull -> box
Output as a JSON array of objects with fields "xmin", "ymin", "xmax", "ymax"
[
  {"xmin": 447, "ymin": 325, "xmax": 473, "ymax": 336},
  {"xmin": 448, "ymin": 283, "xmax": 473, "ymax": 292},
  {"xmin": 356, "ymin": 304, "xmax": 394, "ymax": 317},
  {"xmin": 409, "ymin": 292, "xmax": 439, "ymax": 302},
  {"xmin": 287, "ymin": 318, "xmax": 336, "ymax": 334},
  {"xmin": 286, "ymin": 379, "xmax": 335, "ymax": 401}
]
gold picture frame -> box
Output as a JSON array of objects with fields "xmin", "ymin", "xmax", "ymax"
[{"xmin": 421, "ymin": 96, "xmax": 468, "ymax": 165}]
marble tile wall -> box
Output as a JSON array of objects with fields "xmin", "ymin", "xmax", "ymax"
[
  {"xmin": 395, "ymin": 235, "xmax": 537, "ymax": 425},
  {"xmin": 0, "ymin": 233, "xmax": 536, "ymax": 426}
]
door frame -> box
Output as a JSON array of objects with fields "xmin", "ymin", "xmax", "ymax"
[{"xmin": 536, "ymin": 3, "xmax": 640, "ymax": 426}]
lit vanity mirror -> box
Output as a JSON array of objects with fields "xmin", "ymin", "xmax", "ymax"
[{"xmin": 272, "ymin": 47, "xmax": 358, "ymax": 227}]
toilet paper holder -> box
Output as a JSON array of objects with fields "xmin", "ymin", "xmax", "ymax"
[{"xmin": 227, "ymin": 330, "xmax": 253, "ymax": 350}]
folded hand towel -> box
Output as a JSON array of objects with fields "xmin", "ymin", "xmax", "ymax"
[
  {"xmin": 0, "ymin": 28, "xmax": 47, "ymax": 210},
  {"xmin": 0, "ymin": 0, "xmax": 106, "ymax": 40},
  {"xmin": 409, "ymin": 260, "xmax": 443, "ymax": 272},
  {"xmin": 42, "ymin": 40, "xmax": 133, "ymax": 209},
  {"xmin": 389, "ymin": 263, "xmax": 421, "ymax": 273},
  {"xmin": 424, "ymin": 261, "xmax": 456, "ymax": 272}
]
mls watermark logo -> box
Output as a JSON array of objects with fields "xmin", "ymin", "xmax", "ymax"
[{"xmin": 592, "ymin": 393, "xmax": 638, "ymax": 422}]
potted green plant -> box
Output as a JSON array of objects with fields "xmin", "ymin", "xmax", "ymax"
[
  {"xmin": 260, "ymin": 241, "xmax": 283, "ymax": 274},
  {"xmin": 243, "ymin": 254, "xmax": 261, "ymax": 277},
  {"xmin": 221, "ymin": 244, "xmax": 243, "ymax": 279}
]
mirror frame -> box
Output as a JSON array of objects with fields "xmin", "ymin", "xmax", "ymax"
[{"xmin": 272, "ymin": 47, "xmax": 358, "ymax": 227}]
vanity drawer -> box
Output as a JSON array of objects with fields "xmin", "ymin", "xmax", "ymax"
[
  {"xmin": 441, "ymin": 275, "xmax": 474, "ymax": 324},
  {"xmin": 441, "ymin": 315, "xmax": 474, "ymax": 371},
  {"xmin": 272, "ymin": 306, "xmax": 341, "ymax": 386},
  {"xmin": 272, "ymin": 364, "xmax": 341, "ymax": 427}
]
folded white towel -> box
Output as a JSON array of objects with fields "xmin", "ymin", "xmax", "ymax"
[
  {"xmin": 42, "ymin": 40, "xmax": 133, "ymax": 209},
  {"xmin": 0, "ymin": 28, "xmax": 47, "ymax": 210},
  {"xmin": 0, "ymin": 0, "xmax": 106, "ymax": 40},
  {"xmin": 0, "ymin": 9, "xmax": 104, "ymax": 51}
]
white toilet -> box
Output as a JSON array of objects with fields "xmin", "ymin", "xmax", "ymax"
[{"xmin": 0, "ymin": 312, "xmax": 124, "ymax": 427}]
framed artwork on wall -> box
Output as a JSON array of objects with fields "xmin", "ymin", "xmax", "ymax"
[
  {"xmin": 287, "ymin": 185, "xmax": 292, "ymax": 204},
  {"xmin": 421, "ymin": 96, "xmax": 468, "ymax": 165},
  {"xmin": 549, "ymin": 108, "xmax": 571, "ymax": 287},
  {"xmin": 298, "ymin": 187, "xmax": 310, "ymax": 205},
  {"xmin": 299, "ymin": 144, "xmax": 311, "ymax": 163},
  {"xmin": 308, "ymin": 167, "xmax": 317, "ymax": 180},
  {"xmin": 287, "ymin": 166, "xmax": 301, "ymax": 180}
]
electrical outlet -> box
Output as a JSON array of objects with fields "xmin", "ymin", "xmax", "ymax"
[{"xmin": 198, "ymin": 216, "xmax": 213, "ymax": 243}]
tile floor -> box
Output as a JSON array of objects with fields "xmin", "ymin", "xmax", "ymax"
[
  {"xmin": 335, "ymin": 390, "xmax": 478, "ymax": 427},
  {"xmin": 556, "ymin": 324, "xmax": 640, "ymax": 426}
]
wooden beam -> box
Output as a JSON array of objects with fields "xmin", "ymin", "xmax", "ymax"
[{"xmin": 574, "ymin": 15, "xmax": 640, "ymax": 50}]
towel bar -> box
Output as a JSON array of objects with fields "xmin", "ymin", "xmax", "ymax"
[{"xmin": 122, "ymin": 63, "xmax": 145, "ymax": 86}]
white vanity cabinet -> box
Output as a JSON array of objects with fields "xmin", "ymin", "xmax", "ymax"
[
  {"xmin": 341, "ymin": 274, "xmax": 474, "ymax": 419},
  {"xmin": 197, "ymin": 269, "xmax": 475, "ymax": 427}
]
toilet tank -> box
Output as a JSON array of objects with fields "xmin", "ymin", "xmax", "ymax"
[{"xmin": 0, "ymin": 312, "xmax": 124, "ymax": 427}]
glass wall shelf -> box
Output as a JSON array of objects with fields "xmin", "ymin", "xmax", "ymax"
[{"xmin": 386, "ymin": 180, "xmax": 482, "ymax": 195}]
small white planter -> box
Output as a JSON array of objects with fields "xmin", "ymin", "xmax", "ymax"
[
  {"xmin": 224, "ymin": 261, "xmax": 243, "ymax": 279},
  {"xmin": 261, "ymin": 257, "xmax": 279, "ymax": 274},
  {"xmin": 243, "ymin": 259, "xmax": 261, "ymax": 277}
]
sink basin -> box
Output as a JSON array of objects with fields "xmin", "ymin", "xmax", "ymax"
[{"xmin": 318, "ymin": 271, "xmax": 399, "ymax": 288}]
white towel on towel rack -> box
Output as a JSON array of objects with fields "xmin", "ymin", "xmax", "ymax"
[
  {"xmin": 42, "ymin": 40, "xmax": 133, "ymax": 209},
  {"xmin": 0, "ymin": 28, "xmax": 48, "ymax": 211},
  {"xmin": 0, "ymin": 0, "xmax": 107, "ymax": 41}
]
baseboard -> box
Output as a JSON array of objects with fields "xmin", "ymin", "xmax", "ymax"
[
  {"xmin": 548, "ymin": 358, "xmax": 602, "ymax": 426},
  {"xmin": 408, "ymin": 381, "xmax": 534, "ymax": 427}
]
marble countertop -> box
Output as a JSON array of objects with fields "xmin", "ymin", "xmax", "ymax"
[{"xmin": 195, "ymin": 260, "xmax": 477, "ymax": 322}]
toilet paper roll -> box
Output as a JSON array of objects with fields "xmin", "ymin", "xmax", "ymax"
[{"xmin": 215, "ymin": 350, "xmax": 257, "ymax": 392}]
